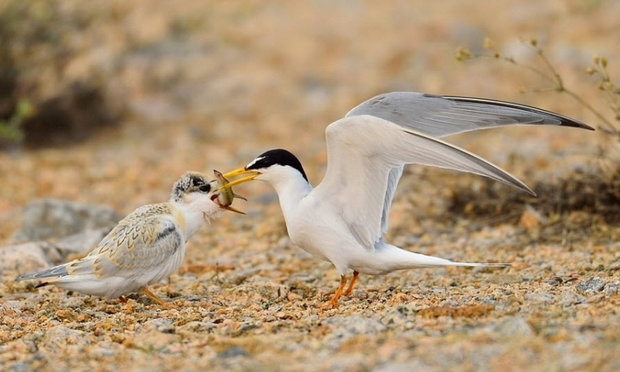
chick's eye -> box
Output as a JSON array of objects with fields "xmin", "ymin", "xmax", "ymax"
[{"xmin": 199, "ymin": 184, "xmax": 211, "ymax": 193}]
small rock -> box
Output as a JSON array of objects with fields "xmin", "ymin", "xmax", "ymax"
[
  {"xmin": 132, "ymin": 330, "xmax": 179, "ymax": 352},
  {"xmin": 141, "ymin": 318, "xmax": 175, "ymax": 334},
  {"xmin": 323, "ymin": 315, "xmax": 387, "ymax": 348},
  {"xmin": 275, "ymin": 311, "xmax": 287, "ymax": 319},
  {"xmin": 325, "ymin": 315, "xmax": 387, "ymax": 334},
  {"xmin": 11, "ymin": 361, "xmax": 33, "ymax": 372},
  {"xmin": 178, "ymin": 321, "xmax": 216, "ymax": 333},
  {"xmin": 230, "ymin": 268, "xmax": 261, "ymax": 285},
  {"xmin": 238, "ymin": 321, "xmax": 259, "ymax": 333},
  {"xmin": 492, "ymin": 316, "xmax": 533, "ymax": 337},
  {"xmin": 90, "ymin": 345, "xmax": 119, "ymax": 358},
  {"xmin": 2, "ymin": 300, "xmax": 29, "ymax": 311},
  {"xmin": 560, "ymin": 290, "xmax": 586, "ymax": 306},
  {"xmin": 12, "ymin": 199, "xmax": 121, "ymax": 243},
  {"xmin": 525, "ymin": 293, "xmax": 555, "ymax": 304},
  {"xmin": 217, "ymin": 346, "xmax": 249, "ymax": 359},
  {"xmin": 373, "ymin": 360, "xmax": 435, "ymax": 372},
  {"xmin": 42, "ymin": 326, "xmax": 90, "ymax": 354},
  {"xmin": 0, "ymin": 242, "xmax": 55, "ymax": 275},
  {"xmin": 604, "ymin": 281, "xmax": 620, "ymax": 297},
  {"xmin": 576, "ymin": 277, "xmax": 606, "ymax": 295},
  {"xmin": 545, "ymin": 276, "xmax": 563, "ymax": 286}
]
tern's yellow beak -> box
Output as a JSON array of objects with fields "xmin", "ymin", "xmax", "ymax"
[{"xmin": 218, "ymin": 167, "xmax": 261, "ymax": 190}]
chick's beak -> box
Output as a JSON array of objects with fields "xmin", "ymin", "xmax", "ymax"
[{"xmin": 218, "ymin": 167, "xmax": 261, "ymax": 190}]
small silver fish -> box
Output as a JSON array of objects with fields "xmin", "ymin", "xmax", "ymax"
[{"xmin": 212, "ymin": 169, "xmax": 247, "ymax": 214}]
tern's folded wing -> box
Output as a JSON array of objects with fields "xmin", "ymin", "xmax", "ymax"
[{"xmin": 67, "ymin": 215, "xmax": 183, "ymax": 279}]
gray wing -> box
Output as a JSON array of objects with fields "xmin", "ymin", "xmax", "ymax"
[
  {"xmin": 314, "ymin": 115, "xmax": 536, "ymax": 251},
  {"xmin": 346, "ymin": 92, "xmax": 593, "ymax": 137},
  {"xmin": 346, "ymin": 92, "xmax": 594, "ymax": 238}
]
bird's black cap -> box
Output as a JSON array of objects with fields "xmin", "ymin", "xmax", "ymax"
[{"xmin": 247, "ymin": 149, "xmax": 308, "ymax": 182}]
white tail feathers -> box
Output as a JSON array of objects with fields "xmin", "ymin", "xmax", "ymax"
[
  {"xmin": 446, "ymin": 261, "xmax": 511, "ymax": 268},
  {"xmin": 375, "ymin": 244, "xmax": 511, "ymax": 272}
]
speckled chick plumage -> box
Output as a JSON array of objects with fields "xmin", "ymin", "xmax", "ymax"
[{"xmin": 17, "ymin": 172, "xmax": 221, "ymax": 300}]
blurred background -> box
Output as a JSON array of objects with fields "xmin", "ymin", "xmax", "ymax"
[{"xmin": 0, "ymin": 0, "xmax": 618, "ymax": 241}]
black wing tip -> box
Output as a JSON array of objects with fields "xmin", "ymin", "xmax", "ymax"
[
  {"xmin": 559, "ymin": 118, "xmax": 595, "ymax": 131},
  {"xmin": 432, "ymin": 94, "xmax": 595, "ymax": 131},
  {"xmin": 516, "ymin": 183, "xmax": 537, "ymax": 197}
]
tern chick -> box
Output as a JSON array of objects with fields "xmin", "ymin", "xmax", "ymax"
[{"xmin": 17, "ymin": 172, "xmax": 227, "ymax": 305}]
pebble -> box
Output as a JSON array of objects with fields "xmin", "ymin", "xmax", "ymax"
[
  {"xmin": 0, "ymin": 242, "xmax": 54, "ymax": 275},
  {"xmin": 132, "ymin": 330, "xmax": 179, "ymax": 352},
  {"xmin": 141, "ymin": 318, "xmax": 175, "ymax": 333},
  {"xmin": 12, "ymin": 199, "xmax": 120, "ymax": 243},
  {"xmin": 217, "ymin": 346, "xmax": 249, "ymax": 359},
  {"xmin": 560, "ymin": 290, "xmax": 586, "ymax": 306},
  {"xmin": 492, "ymin": 316, "xmax": 534, "ymax": 337},
  {"xmin": 90, "ymin": 345, "xmax": 119, "ymax": 358},
  {"xmin": 323, "ymin": 315, "xmax": 387, "ymax": 348},
  {"xmin": 373, "ymin": 360, "xmax": 435, "ymax": 372},
  {"xmin": 575, "ymin": 277, "xmax": 606, "ymax": 295},
  {"xmin": 42, "ymin": 326, "xmax": 90, "ymax": 353},
  {"xmin": 178, "ymin": 321, "xmax": 216, "ymax": 333},
  {"xmin": 524, "ymin": 293, "xmax": 555, "ymax": 304},
  {"xmin": 604, "ymin": 281, "xmax": 620, "ymax": 297}
]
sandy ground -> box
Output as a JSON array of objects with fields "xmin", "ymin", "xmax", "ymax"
[{"xmin": 1, "ymin": 1, "xmax": 619, "ymax": 371}]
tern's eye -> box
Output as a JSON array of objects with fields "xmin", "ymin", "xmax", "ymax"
[{"xmin": 199, "ymin": 184, "xmax": 211, "ymax": 193}]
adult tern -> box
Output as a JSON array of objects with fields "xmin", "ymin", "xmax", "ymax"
[{"xmin": 221, "ymin": 92, "xmax": 593, "ymax": 307}]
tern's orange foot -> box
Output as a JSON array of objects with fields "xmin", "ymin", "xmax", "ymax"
[
  {"xmin": 343, "ymin": 271, "xmax": 359, "ymax": 296},
  {"xmin": 325, "ymin": 275, "xmax": 348, "ymax": 308}
]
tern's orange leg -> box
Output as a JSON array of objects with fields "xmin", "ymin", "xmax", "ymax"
[
  {"xmin": 141, "ymin": 287, "xmax": 167, "ymax": 306},
  {"xmin": 343, "ymin": 271, "xmax": 359, "ymax": 296},
  {"xmin": 327, "ymin": 275, "xmax": 348, "ymax": 308}
]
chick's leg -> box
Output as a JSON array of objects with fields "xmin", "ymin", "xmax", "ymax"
[{"xmin": 141, "ymin": 287, "xmax": 166, "ymax": 306}]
